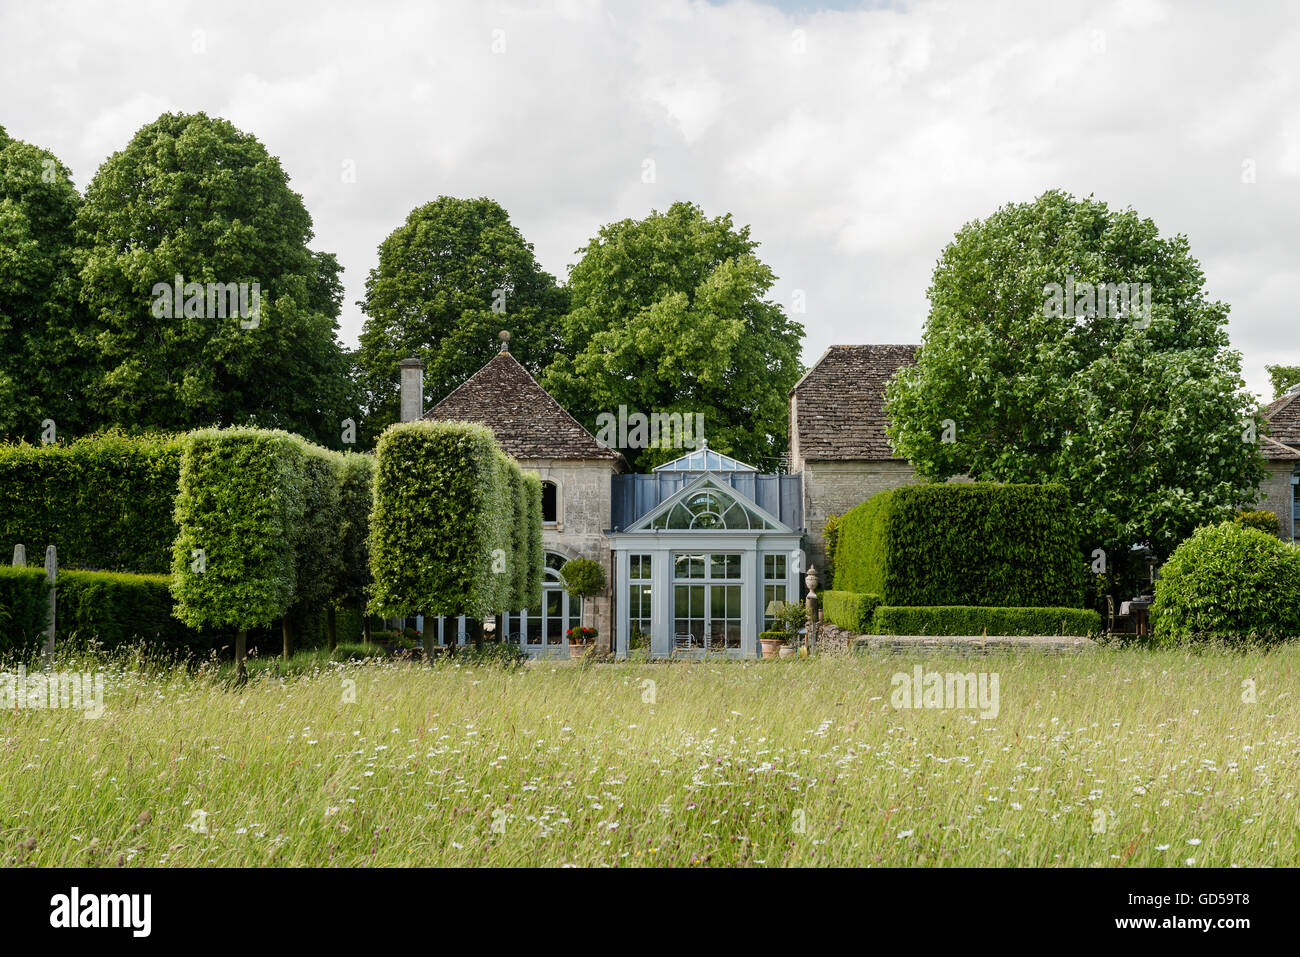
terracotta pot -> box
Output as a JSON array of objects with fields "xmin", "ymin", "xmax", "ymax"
[
  {"xmin": 568, "ymin": 640, "xmax": 593, "ymax": 660},
  {"xmin": 760, "ymin": 638, "xmax": 786, "ymax": 659}
]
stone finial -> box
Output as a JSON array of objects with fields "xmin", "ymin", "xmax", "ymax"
[
  {"xmin": 805, "ymin": 563, "xmax": 819, "ymax": 595},
  {"xmin": 499, "ymin": 330, "xmax": 510, "ymax": 352}
]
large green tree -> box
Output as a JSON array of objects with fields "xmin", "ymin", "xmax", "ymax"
[
  {"xmin": 0, "ymin": 126, "xmax": 94, "ymax": 440},
  {"xmin": 886, "ymin": 190, "xmax": 1264, "ymax": 562},
  {"xmin": 542, "ymin": 202, "xmax": 804, "ymax": 471},
  {"xmin": 356, "ymin": 197, "xmax": 567, "ymax": 440},
  {"xmin": 1265, "ymin": 364, "xmax": 1300, "ymax": 399},
  {"xmin": 75, "ymin": 112, "xmax": 354, "ymax": 445}
]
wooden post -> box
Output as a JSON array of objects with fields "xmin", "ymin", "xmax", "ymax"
[
  {"xmin": 327, "ymin": 606, "xmax": 337, "ymax": 652},
  {"xmin": 281, "ymin": 617, "xmax": 292, "ymax": 659},
  {"xmin": 805, "ymin": 564, "xmax": 820, "ymax": 657},
  {"xmin": 235, "ymin": 628, "xmax": 248, "ymax": 685},
  {"xmin": 12, "ymin": 544, "xmax": 26, "ymax": 567},
  {"xmin": 43, "ymin": 545, "xmax": 56, "ymax": 663}
]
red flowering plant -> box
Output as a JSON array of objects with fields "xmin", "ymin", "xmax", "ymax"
[{"xmin": 566, "ymin": 626, "xmax": 597, "ymax": 643}]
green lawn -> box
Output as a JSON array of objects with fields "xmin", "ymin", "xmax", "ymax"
[{"xmin": 2, "ymin": 645, "xmax": 1298, "ymax": 866}]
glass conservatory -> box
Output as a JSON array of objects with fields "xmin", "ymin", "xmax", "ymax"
[{"xmin": 608, "ymin": 458, "xmax": 804, "ymax": 659}]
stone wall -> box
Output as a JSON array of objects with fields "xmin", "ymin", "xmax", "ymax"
[
  {"xmin": 1256, "ymin": 460, "xmax": 1295, "ymax": 541},
  {"xmin": 799, "ymin": 459, "xmax": 919, "ymax": 576},
  {"xmin": 525, "ymin": 457, "xmax": 617, "ymax": 652}
]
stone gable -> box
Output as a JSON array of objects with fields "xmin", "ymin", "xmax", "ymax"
[{"xmin": 790, "ymin": 344, "xmax": 918, "ymax": 462}]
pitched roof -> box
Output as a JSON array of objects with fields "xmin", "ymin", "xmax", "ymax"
[
  {"xmin": 1264, "ymin": 389, "xmax": 1300, "ymax": 447},
  {"xmin": 791, "ymin": 344, "xmax": 918, "ymax": 461},
  {"xmin": 424, "ymin": 351, "xmax": 626, "ymax": 468},
  {"xmin": 1261, "ymin": 436, "xmax": 1300, "ymax": 460}
]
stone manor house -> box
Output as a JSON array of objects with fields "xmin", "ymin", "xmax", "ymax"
[{"xmin": 397, "ymin": 339, "xmax": 1300, "ymax": 658}]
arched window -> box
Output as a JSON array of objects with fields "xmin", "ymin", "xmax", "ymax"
[
  {"xmin": 541, "ymin": 480, "xmax": 559, "ymax": 525},
  {"xmin": 647, "ymin": 487, "xmax": 777, "ymax": 530}
]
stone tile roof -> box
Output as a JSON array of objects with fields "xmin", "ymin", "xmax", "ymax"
[
  {"xmin": 1264, "ymin": 389, "xmax": 1300, "ymax": 448},
  {"xmin": 424, "ymin": 351, "xmax": 626, "ymax": 468},
  {"xmin": 1261, "ymin": 436, "xmax": 1300, "ymax": 460},
  {"xmin": 791, "ymin": 344, "xmax": 918, "ymax": 461}
]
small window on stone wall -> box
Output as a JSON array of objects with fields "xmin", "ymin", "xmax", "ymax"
[{"xmin": 542, "ymin": 481, "xmax": 558, "ymax": 525}]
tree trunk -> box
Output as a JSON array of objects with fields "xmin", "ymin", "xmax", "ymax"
[
  {"xmin": 282, "ymin": 617, "xmax": 292, "ymax": 659},
  {"xmin": 235, "ymin": 628, "xmax": 248, "ymax": 686},
  {"xmin": 362, "ymin": 609, "xmax": 371, "ymax": 645},
  {"xmin": 327, "ymin": 606, "xmax": 337, "ymax": 652}
]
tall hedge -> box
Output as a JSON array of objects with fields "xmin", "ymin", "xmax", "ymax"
[
  {"xmin": 490, "ymin": 451, "xmax": 516, "ymax": 614},
  {"xmin": 170, "ymin": 428, "xmax": 308, "ymax": 629},
  {"xmin": 834, "ymin": 483, "xmax": 1085, "ymax": 607},
  {"xmin": 0, "ymin": 431, "xmax": 182, "ymax": 573},
  {"xmin": 521, "ymin": 471, "xmax": 544, "ymax": 610},
  {"xmin": 334, "ymin": 451, "xmax": 375, "ymax": 611},
  {"xmin": 288, "ymin": 445, "xmax": 345, "ymax": 616},
  {"xmin": 505, "ymin": 464, "xmax": 528, "ymax": 611},
  {"xmin": 369, "ymin": 421, "xmax": 537, "ymax": 619}
]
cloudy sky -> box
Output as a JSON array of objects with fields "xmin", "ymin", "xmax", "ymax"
[{"xmin": 2, "ymin": 0, "xmax": 1298, "ymax": 399}]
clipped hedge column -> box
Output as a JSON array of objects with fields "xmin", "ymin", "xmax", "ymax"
[
  {"xmin": 520, "ymin": 472, "xmax": 544, "ymax": 611},
  {"xmin": 170, "ymin": 428, "xmax": 308, "ymax": 682},
  {"xmin": 332, "ymin": 451, "xmax": 376, "ymax": 648},
  {"xmin": 282, "ymin": 445, "xmax": 345, "ymax": 657},
  {"xmin": 369, "ymin": 421, "xmax": 525, "ymax": 625}
]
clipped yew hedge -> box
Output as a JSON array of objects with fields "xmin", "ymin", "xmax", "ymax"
[
  {"xmin": 871, "ymin": 605, "xmax": 1101, "ymax": 637},
  {"xmin": 821, "ymin": 589, "xmax": 882, "ymax": 633},
  {"xmin": 369, "ymin": 421, "xmax": 537, "ymax": 620},
  {"xmin": 170, "ymin": 428, "xmax": 310, "ymax": 630},
  {"xmin": 0, "ymin": 566, "xmax": 49, "ymax": 652},
  {"xmin": 0, "ymin": 566, "xmax": 217, "ymax": 656},
  {"xmin": 0, "ymin": 431, "xmax": 182, "ymax": 573},
  {"xmin": 834, "ymin": 483, "xmax": 1085, "ymax": 608},
  {"xmin": 57, "ymin": 570, "xmax": 217, "ymax": 654}
]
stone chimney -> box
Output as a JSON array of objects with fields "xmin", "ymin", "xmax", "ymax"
[{"xmin": 398, "ymin": 357, "xmax": 425, "ymax": 422}]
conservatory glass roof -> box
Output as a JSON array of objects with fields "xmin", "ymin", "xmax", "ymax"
[{"xmin": 653, "ymin": 443, "xmax": 757, "ymax": 473}]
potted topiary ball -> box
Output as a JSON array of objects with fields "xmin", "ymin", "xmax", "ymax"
[{"xmin": 560, "ymin": 557, "xmax": 606, "ymax": 658}]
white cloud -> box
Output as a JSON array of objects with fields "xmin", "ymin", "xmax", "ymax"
[{"xmin": 2, "ymin": 0, "xmax": 1298, "ymax": 399}]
